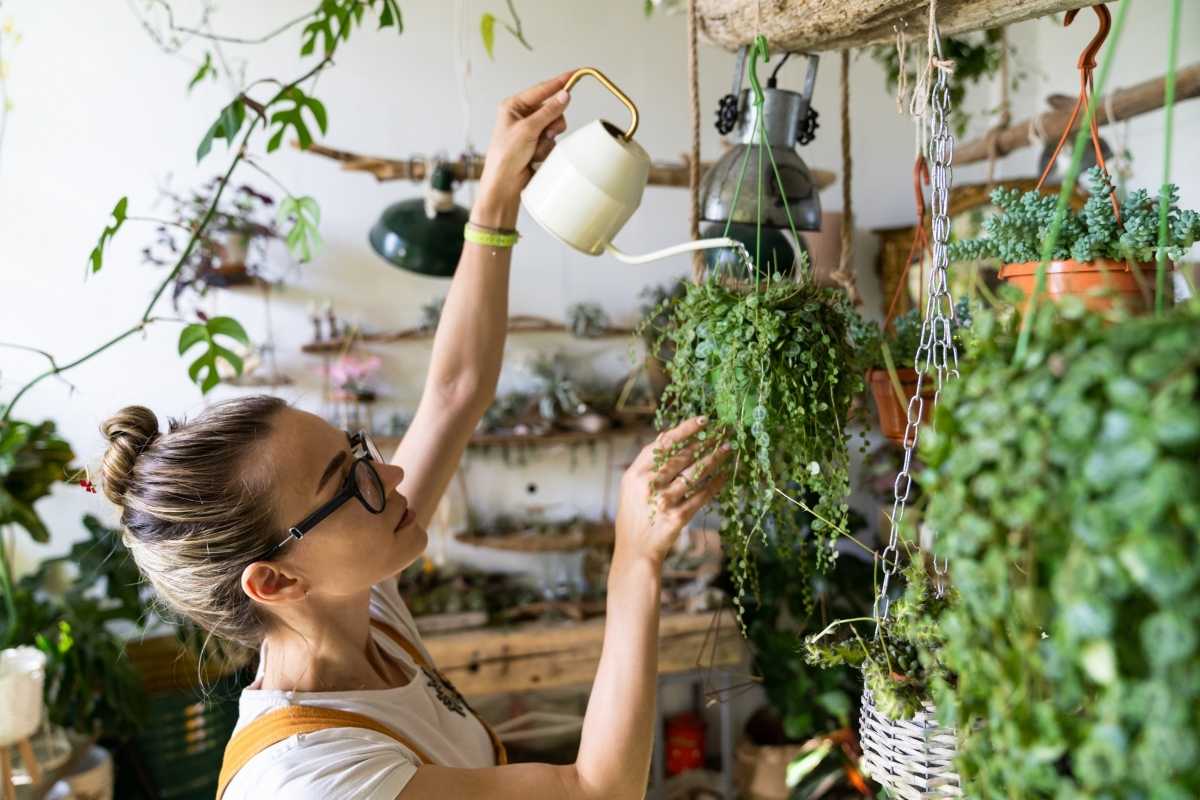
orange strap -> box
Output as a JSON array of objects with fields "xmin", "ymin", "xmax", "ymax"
[{"xmin": 214, "ymin": 619, "xmax": 506, "ymax": 800}]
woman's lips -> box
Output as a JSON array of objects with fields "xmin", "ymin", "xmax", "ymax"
[{"xmin": 393, "ymin": 507, "xmax": 414, "ymax": 532}]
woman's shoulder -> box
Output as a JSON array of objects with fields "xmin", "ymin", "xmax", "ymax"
[{"xmin": 221, "ymin": 723, "xmax": 419, "ymax": 799}]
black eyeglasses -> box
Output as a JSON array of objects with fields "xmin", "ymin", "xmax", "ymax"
[{"xmin": 262, "ymin": 431, "xmax": 386, "ymax": 561}]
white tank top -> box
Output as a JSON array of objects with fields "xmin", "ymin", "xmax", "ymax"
[{"xmin": 221, "ymin": 578, "xmax": 496, "ymax": 799}]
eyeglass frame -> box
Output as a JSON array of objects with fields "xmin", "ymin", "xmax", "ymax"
[{"xmin": 261, "ymin": 430, "xmax": 387, "ymax": 561}]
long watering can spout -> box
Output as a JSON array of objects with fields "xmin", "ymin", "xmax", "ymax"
[{"xmin": 604, "ymin": 237, "xmax": 741, "ymax": 265}]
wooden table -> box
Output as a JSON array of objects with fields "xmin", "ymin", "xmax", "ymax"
[{"xmin": 423, "ymin": 609, "xmax": 746, "ymax": 698}]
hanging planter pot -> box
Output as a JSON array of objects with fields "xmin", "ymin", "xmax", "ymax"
[
  {"xmin": 0, "ymin": 646, "xmax": 47, "ymax": 745},
  {"xmin": 867, "ymin": 369, "xmax": 932, "ymax": 445},
  {"xmin": 859, "ymin": 690, "xmax": 961, "ymax": 799},
  {"xmin": 998, "ymin": 258, "xmax": 1156, "ymax": 312}
]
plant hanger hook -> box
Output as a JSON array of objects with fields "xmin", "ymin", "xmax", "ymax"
[{"xmin": 1068, "ymin": 3, "xmax": 1111, "ymax": 72}]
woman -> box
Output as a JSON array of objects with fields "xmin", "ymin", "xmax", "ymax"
[{"xmin": 100, "ymin": 71, "xmax": 730, "ymax": 799}]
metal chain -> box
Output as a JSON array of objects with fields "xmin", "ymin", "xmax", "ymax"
[{"xmin": 874, "ymin": 35, "xmax": 960, "ymax": 625}]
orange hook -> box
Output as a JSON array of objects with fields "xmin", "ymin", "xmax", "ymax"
[{"xmin": 1064, "ymin": 4, "xmax": 1111, "ymax": 72}]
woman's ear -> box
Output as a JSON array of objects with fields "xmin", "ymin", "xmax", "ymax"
[{"xmin": 241, "ymin": 561, "xmax": 307, "ymax": 606}]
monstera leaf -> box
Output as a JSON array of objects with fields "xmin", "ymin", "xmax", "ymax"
[{"xmin": 178, "ymin": 316, "xmax": 251, "ymax": 394}]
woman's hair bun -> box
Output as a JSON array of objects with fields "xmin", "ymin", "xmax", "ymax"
[{"xmin": 100, "ymin": 405, "xmax": 161, "ymax": 506}]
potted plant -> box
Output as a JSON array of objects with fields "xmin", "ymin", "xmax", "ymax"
[
  {"xmin": 142, "ymin": 178, "xmax": 283, "ymax": 307},
  {"xmin": 732, "ymin": 511, "xmax": 875, "ymax": 800},
  {"xmin": 947, "ymin": 167, "xmax": 1200, "ymax": 312},
  {"xmin": 642, "ymin": 264, "xmax": 872, "ymax": 623},
  {"xmin": 916, "ymin": 299, "xmax": 1200, "ymax": 798},
  {"xmin": 862, "ymin": 300, "xmax": 971, "ymax": 445}
]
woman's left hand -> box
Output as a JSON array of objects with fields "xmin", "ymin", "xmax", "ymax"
[{"xmin": 473, "ymin": 70, "xmax": 574, "ymax": 228}]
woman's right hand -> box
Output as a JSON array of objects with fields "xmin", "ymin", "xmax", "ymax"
[{"xmin": 613, "ymin": 416, "xmax": 731, "ymax": 569}]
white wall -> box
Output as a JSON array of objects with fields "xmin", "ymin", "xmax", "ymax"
[{"xmin": 1, "ymin": 0, "xmax": 1195, "ymax": 603}]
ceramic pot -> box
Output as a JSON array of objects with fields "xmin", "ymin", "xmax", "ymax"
[
  {"xmin": 999, "ymin": 258, "xmax": 1160, "ymax": 312},
  {"xmin": 868, "ymin": 368, "xmax": 933, "ymax": 445},
  {"xmin": 734, "ymin": 737, "xmax": 806, "ymax": 800},
  {"xmin": 522, "ymin": 68, "xmax": 648, "ymax": 257},
  {"xmin": 0, "ymin": 646, "xmax": 46, "ymax": 745}
]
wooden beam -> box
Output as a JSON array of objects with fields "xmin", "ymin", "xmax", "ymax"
[
  {"xmin": 696, "ymin": 0, "xmax": 1095, "ymax": 52},
  {"xmin": 301, "ymin": 141, "xmax": 835, "ymax": 190},
  {"xmin": 955, "ymin": 63, "xmax": 1200, "ymax": 166}
]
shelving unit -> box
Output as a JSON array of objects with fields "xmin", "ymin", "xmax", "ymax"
[{"xmin": 302, "ymin": 315, "xmax": 636, "ymax": 354}]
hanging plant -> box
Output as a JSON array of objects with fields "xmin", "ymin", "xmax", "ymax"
[
  {"xmin": 642, "ymin": 266, "xmax": 871, "ymax": 623},
  {"xmin": 916, "ymin": 300, "xmax": 1200, "ymax": 798},
  {"xmin": 804, "ymin": 558, "xmax": 954, "ymax": 721},
  {"xmin": 948, "ymin": 167, "xmax": 1200, "ymax": 311}
]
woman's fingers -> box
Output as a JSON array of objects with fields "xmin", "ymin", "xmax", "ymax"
[
  {"xmin": 651, "ymin": 441, "xmax": 703, "ymax": 490},
  {"xmin": 661, "ymin": 442, "xmax": 731, "ymax": 504},
  {"xmin": 518, "ymin": 90, "xmax": 570, "ymax": 138},
  {"xmin": 675, "ymin": 472, "xmax": 729, "ymax": 520},
  {"xmin": 507, "ymin": 69, "xmax": 575, "ymax": 112}
]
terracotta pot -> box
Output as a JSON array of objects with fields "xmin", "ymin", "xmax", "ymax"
[
  {"xmin": 868, "ymin": 368, "xmax": 933, "ymax": 445},
  {"xmin": 999, "ymin": 259, "xmax": 1159, "ymax": 312}
]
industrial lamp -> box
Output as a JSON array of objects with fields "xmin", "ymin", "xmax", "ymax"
[{"xmin": 369, "ymin": 163, "xmax": 468, "ymax": 278}]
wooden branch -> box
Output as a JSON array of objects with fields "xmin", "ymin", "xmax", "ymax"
[
  {"xmin": 956, "ymin": 63, "xmax": 1200, "ymax": 166},
  {"xmin": 696, "ymin": 0, "xmax": 1095, "ymax": 52},
  {"xmin": 300, "ymin": 140, "xmax": 835, "ymax": 190}
]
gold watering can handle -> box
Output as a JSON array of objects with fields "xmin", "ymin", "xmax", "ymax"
[{"xmin": 564, "ymin": 67, "xmax": 639, "ymax": 141}]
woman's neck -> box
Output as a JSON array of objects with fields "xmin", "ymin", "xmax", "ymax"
[{"xmin": 256, "ymin": 593, "xmax": 410, "ymax": 692}]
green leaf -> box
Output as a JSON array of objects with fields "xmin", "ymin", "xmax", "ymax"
[
  {"xmin": 196, "ymin": 97, "xmax": 246, "ymax": 162},
  {"xmin": 187, "ymin": 51, "xmax": 217, "ymax": 93},
  {"xmin": 86, "ymin": 196, "xmax": 128, "ymax": 275},
  {"xmin": 480, "ymin": 13, "xmax": 496, "ymax": 59},
  {"xmin": 278, "ymin": 195, "xmax": 323, "ymax": 262},
  {"xmin": 785, "ymin": 740, "xmax": 834, "ymax": 788},
  {"xmin": 377, "ymin": 0, "xmax": 403, "ymax": 30},
  {"xmin": 265, "ymin": 87, "xmax": 327, "ymax": 153},
  {"xmin": 177, "ymin": 316, "xmax": 251, "ymax": 394}
]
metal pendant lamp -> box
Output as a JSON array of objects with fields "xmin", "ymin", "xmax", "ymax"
[
  {"xmin": 700, "ymin": 50, "xmax": 823, "ymax": 234},
  {"xmin": 369, "ymin": 163, "xmax": 468, "ymax": 278}
]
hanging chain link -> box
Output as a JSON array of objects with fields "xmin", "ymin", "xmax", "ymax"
[{"xmin": 874, "ymin": 42, "xmax": 960, "ymax": 625}]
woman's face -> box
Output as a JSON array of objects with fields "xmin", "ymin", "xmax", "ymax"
[{"xmin": 247, "ymin": 407, "xmax": 428, "ymax": 602}]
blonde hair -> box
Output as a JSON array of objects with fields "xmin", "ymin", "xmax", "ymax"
[{"xmin": 100, "ymin": 395, "xmax": 287, "ymax": 652}]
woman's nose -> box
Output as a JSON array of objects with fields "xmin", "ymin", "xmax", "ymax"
[{"xmin": 380, "ymin": 462, "xmax": 405, "ymax": 490}]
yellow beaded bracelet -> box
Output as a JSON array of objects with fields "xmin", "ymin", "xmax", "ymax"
[{"xmin": 463, "ymin": 223, "xmax": 520, "ymax": 248}]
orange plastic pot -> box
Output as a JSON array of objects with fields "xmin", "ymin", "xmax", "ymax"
[
  {"xmin": 999, "ymin": 259, "xmax": 1159, "ymax": 312},
  {"xmin": 868, "ymin": 368, "xmax": 933, "ymax": 445}
]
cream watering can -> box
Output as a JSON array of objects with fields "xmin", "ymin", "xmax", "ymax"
[{"xmin": 522, "ymin": 67, "xmax": 738, "ymax": 264}]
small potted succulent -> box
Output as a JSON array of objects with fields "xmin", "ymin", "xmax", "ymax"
[
  {"xmin": 948, "ymin": 167, "xmax": 1200, "ymax": 312},
  {"xmin": 863, "ymin": 300, "xmax": 971, "ymax": 445}
]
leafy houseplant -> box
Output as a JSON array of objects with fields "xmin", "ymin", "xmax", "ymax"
[
  {"xmin": 918, "ymin": 300, "xmax": 1200, "ymax": 798},
  {"xmin": 142, "ymin": 178, "xmax": 281, "ymax": 307},
  {"xmin": 947, "ymin": 167, "xmax": 1200, "ymax": 311},
  {"xmin": 803, "ymin": 558, "xmax": 954, "ymax": 722},
  {"xmin": 0, "ymin": 416, "xmax": 75, "ymax": 547},
  {"xmin": 642, "ymin": 270, "xmax": 871, "ymax": 623}
]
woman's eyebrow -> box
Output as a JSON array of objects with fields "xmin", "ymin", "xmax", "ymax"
[{"xmin": 316, "ymin": 450, "xmax": 349, "ymax": 493}]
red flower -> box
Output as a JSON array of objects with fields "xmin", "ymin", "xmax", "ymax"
[{"xmin": 79, "ymin": 479, "xmax": 97, "ymax": 494}]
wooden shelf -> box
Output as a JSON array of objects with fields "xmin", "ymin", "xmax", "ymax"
[
  {"xmin": 377, "ymin": 422, "xmax": 654, "ymax": 452},
  {"xmin": 422, "ymin": 609, "xmax": 745, "ymax": 697},
  {"xmin": 302, "ymin": 315, "xmax": 636, "ymax": 354}
]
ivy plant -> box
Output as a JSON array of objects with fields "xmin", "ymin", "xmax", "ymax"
[
  {"xmin": 918, "ymin": 300, "xmax": 1200, "ymax": 797},
  {"xmin": 948, "ymin": 166, "xmax": 1200, "ymax": 265},
  {"xmin": 642, "ymin": 269, "xmax": 871, "ymax": 624}
]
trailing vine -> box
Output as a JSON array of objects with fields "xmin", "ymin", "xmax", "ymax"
[
  {"xmin": 0, "ymin": 0, "xmax": 401, "ymax": 420},
  {"xmin": 920, "ymin": 300, "xmax": 1200, "ymax": 797},
  {"xmin": 641, "ymin": 266, "xmax": 871, "ymax": 626}
]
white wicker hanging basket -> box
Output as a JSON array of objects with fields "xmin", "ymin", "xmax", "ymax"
[
  {"xmin": 859, "ymin": 688, "xmax": 961, "ymax": 799},
  {"xmin": 0, "ymin": 646, "xmax": 47, "ymax": 746}
]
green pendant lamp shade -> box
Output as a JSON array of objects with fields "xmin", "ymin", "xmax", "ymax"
[{"xmin": 369, "ymin": 164, "xmax": 468, "ymax": 278}]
